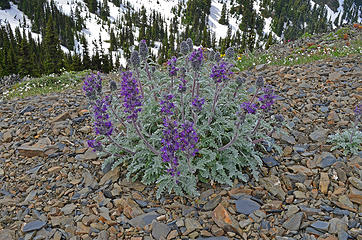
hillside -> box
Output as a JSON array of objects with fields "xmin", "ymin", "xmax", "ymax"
[
  {"xmin": 0, "ymin": 0, "xmax": 361, "ymax": 78},
  {"xmin": 0, "ymin": 25, "xmax": 361, "ymax": 239}
]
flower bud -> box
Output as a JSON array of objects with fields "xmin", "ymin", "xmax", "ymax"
[
  {"xmin": 186, "ymin": 38, "xmax": 193, "ymax": 52},
  {"xmin": 179, "ymin": 67, "xmax": 186, "ymax": 78},
  {"xmin": 225, "ymin": 47, "xmax": 235, "ymax": 59},
  {"xmin": 256, "ymin": 76, "xmax": 264, "ymax": 88},
  {"xmin": 275, "ymin": 114, "xmax": 284, "ymax": 122},
  {"xmin": 109, "ymin": 80, "xmax": 117, "ymax": 92},
  {"xmin": 236, "ymin": 77, "xmax": 246, "ymax": 87},
  {"xmin": 208, "ymin": 50, "xmax": 215, "ymax": 61},
  {"xmin": 214, "ymin": 51, "xmax": 221, "ymax": 62},
  {"xmin": 130, "ymin": 50, "xmax": 140, "ymax": 68},
  {"xmin": 180, "ymin": 41, "xmax": 189, "ymax": 55},
  {"xmin": 139, "ymin": 40, "xmax": 148, "ymax": 60}
]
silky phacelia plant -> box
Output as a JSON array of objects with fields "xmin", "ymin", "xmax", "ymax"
[
  {"xmin": 328, "ymin": 103, "xmax": 362, "ymax": 156},
  {"xmin": 84, "ymin": 38, "xmax": 284, "ymax": 198}
]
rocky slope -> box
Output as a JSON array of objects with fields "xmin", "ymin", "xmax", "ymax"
[{"xmin": 0, "ymin": 30, "xmax": 361, "ymax": 239}]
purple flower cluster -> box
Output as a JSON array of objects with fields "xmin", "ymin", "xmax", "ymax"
[
  {"xmin": 120, "ymin": 71, "xmax": 143, "ymax": 121},
  {"xmin": 160, "ymin": 119, "xmax": 199, "ymax": 177},
  {"xmin": 192, "ymin": 96, "xmax": 205, "ymax": 112},
  {"xmin": 210, "ymin": 61, "xmax": 233, "ymax": 83},
  {"xmin": 87, "ymin": 139, "xmax": 103, "ymax": 152},
  {"xmin": 93, "ymin": 96, "xmax": 113, "ymax": 136},
  {"xmin": 161, "ymin": 119, "xmax": 181, "ymax": 177},
  {"xmin": 257, "ymin": 86, "xmax": 277, "ymax": 112},
  {"xmin": 160, "ymin": 94, "xmax": 175, "ymax": 115},
  {"xmin": 83, "ymin": 73, "xmax": 102, "ymax": 100},
  {"xmin": 167, "ymin": 56, "xmax": 179, "ymax": 77},
  {"xmin": 179, "ymin": 121, "xmax": 199, "ymax": 156},
  {"xmin": 241, "ymin": 102, "xmax": 258, "ymax": 114},
  {"xmin": 178, "ymin": 78, "xmax": 187, "ymax": 93},
  {"xmin": 189, "ymin": 48, "xmax": 203, "ymax": 71}
]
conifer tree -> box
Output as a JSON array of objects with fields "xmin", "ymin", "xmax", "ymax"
[
  {"xmin": 18, "ymin": 31, "xmax": 33, "ymax": 77},
  {"xmin": 219, "ymin": 3, "xmax": 228, "ymax": 25},
  {"xmin": 0, "ymin": 0, "xmax": 10, "ymax": 10},
  {"xmin": 43, "ymin": 16, "xmax": 62, "ymax": 74}
]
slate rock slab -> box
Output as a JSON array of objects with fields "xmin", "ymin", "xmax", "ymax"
[
  {"xmin": 152, "ymin": 221, "xmax": 171, "ymax": 240},
  {"xmin": 318, "ymin": 155, "xmax": 337, "ymax": 168},
  {"xmin": 309, "ymin": 128, "xmax": 329, "ymax": 142},
  {"xmin": 197, "ymin": 238, "xmax": 229, "ymax": 240},
  {"xmin": 282, "ymin": 212, "xmax": 303, "ymax": 231},
  {"xmin": 311, "ymin": 220, "xmax": 329, "ymax": 232},
  {"xmin": 203, "ymin": 195, "xmax": 221, "ymax": 211},
  {"xmin": 22, "ymin": 220, "xmax": 46, "ymax": 232},
  {"xmin": 262, "ymin": 156, "xmax": 280, "ymax": 167},
  {"xmin": 128, "ymin": 211, "xmax": 159, "ymax": 228},
  {"xmin": 235, "ymin": 198, "xmax": 261, "ymax": 215}
]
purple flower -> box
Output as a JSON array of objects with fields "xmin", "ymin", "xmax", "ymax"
[
  {"xmin": 87, "ymin": 140, "xmax": 103, "ymax": 152},
  {"xmin": 354, "ymin": 104, "xmax": 361, "ymax": 116},
  {"xmin": 167, "ymin": 56, "xmax": 179, "ymax": 77},
  {"xmin": 192, "ymin": 96, "xmax": 205, "ymax": 112},
  {"xmin": 160, "ymin": 94, "xmax": 175, "ymax": 116},
  {"xmin": 241, "ymin": 102, "xmax": 257, "ymax": 114},
  {"xmin": 189, "ymin": 48, "xmax": 203, "ymax": 71},
  {"xmin": 93, "ymin": 96, "xmax": 113, "ymax": 136},
  {"xmin": 178, "ymin": 78, "xmax": 187, "ymax": 93},
  {"xmin": 179, "ymin": 121, "xmax": 198, "ymax": 156},
  {"xmin": 120, "ymin": 71, "xmax": 142, "ymax": 121},
  {"xmin": 160, "ymin": 118, "xmax": 181, "ymax": 177},
  {"xmin": 210, "ymin": 61, "xmax": 233, "ymax": 83},
  {"xmin": 83, "ymin": 73, "xmax": 102, "ymax": 100},
  {"xmin": 257, "ymin": 86, "xmax": 277, "ymax": 112}
]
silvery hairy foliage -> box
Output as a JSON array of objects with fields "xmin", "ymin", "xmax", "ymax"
[
  {"xmin": 327, "ymin": 104, "xmax": 361, "ymax": 156},
  {"xmin": 84, "ymin": 40, "xmax": 284, "ymax": 198}
]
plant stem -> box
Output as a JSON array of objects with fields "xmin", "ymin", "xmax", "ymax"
[
  {"xmin": 233, "ymin": 86, "xmax": 239, "ymax": 98},
  {"xmin": 250, "ymin": 86, "xmax": 260, "ymax": 104},
  {"xmin": 109, "ymin": 101, "xmax": 127, "ymax": 130},
  {"xmin": 208, "ymin": 83, "xmax": 220, "ymax": 125},
  {"xmin": 106, "ymin": 135, "xmax": 135, "ymax": 155},
  {"xmin": 218, "ymin": 118, "xmax": 243, "ymax": 151},
  {"xmin": 186, "ymin": 154, "xmax": 195, "ymax": 174},
  {"xmin": 132, "ymin": 120, "xmax": 159, "ymax": 155},
  {"xmin": 191, "ymin": 71, "xmax": 197, "ymax": 98},
  {"xmin": 251, "ymin": 116, "xmax": 262, "ymax": 135},
  {"xmin": 170, "ymin": 76, "xmax": 174, "ymax": 93},
  {"xmin": 144, "ymin": 61, "xmax": 152, "ymax": 83},
  {"xmin": 181, "ymin": 92, "xmax": 185, "ymax": 123},
  {"xmin": 350, "ymin": 119, "xmax": 358, "ymax": 143},
  {"xmin": 135, "ymin": 68, "xmax": 144, "ymax": 99},
  {"xmin": 193, "ymin": 112, "xmax": 198, "ymax": 127}
]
